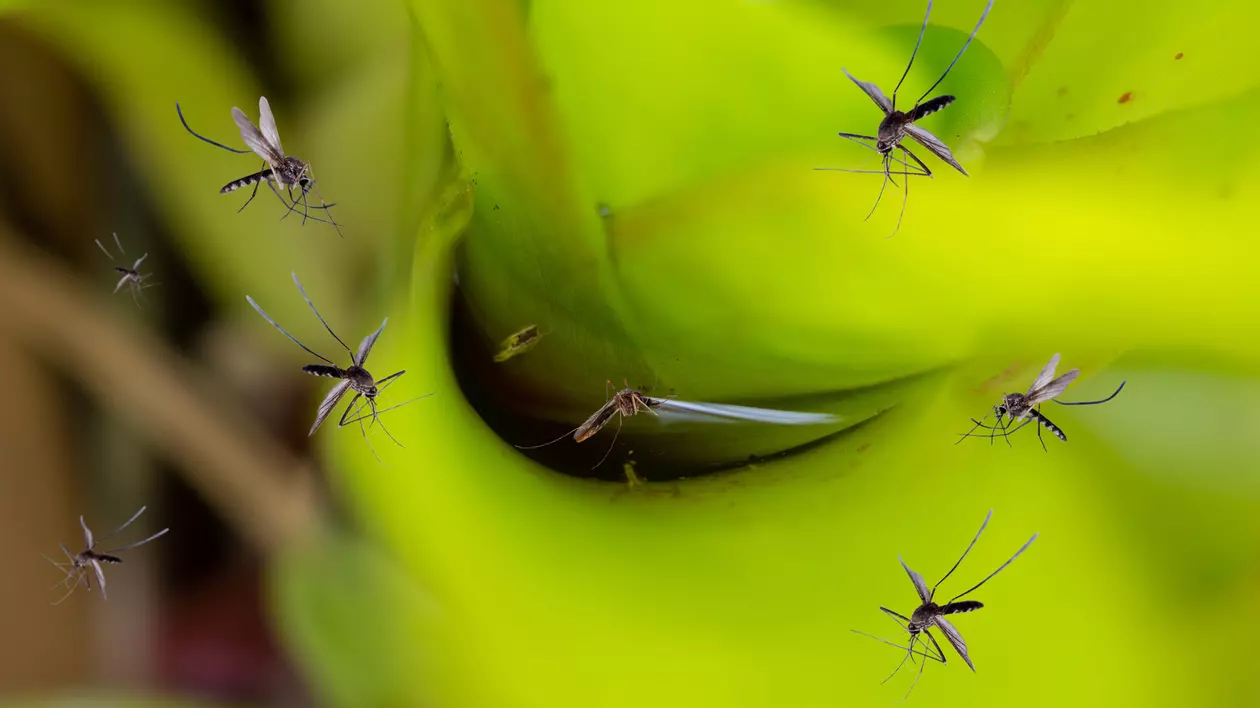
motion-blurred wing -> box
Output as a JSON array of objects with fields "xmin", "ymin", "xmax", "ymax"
[
  {"xmin": 905, "ymin": 124, "xmax": 967, "ymax": 175},
  {"xmin": 842, "ymin": 68, "xmax": 893, "ymax": 114},
  {"xmin": 933, "ymin": 617, "xmax": 974, "ymax": 670},
  {"xmin": 79, "ymin": 516, "xmax": 94, "ymax": 548},
  {"xmin": 257, "ymin": 96, "xmax": 285, "ymax": 156},
  {"xmin": 899, "ymin": 556, "xmax": 931, "ymax": 604},
  {"xmin": 653, "ymin": 399, "xmax": 838, "ymax": 426},
  {"xmin": 232, "ymin": 106, "xmax": 284, "ymax": 165},
  {"xmin": 355, "ymin": 318, "xmax": 388, "ymax": 366},
  {"xmin": 89, "ymin": 559, "xmax": 108, "ymax": 601},
  {"xmin": 311, "ymin": 380, "xmax": 351, "ymax": 436}
]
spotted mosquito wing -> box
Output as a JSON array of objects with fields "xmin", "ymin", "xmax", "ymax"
[
  {"xmin": 842, "ymin": 68, "xmax": 893, "ymax": 114},
  {"xmin": 257, "ymin": 96, "xmax": 285, "ymax": 158},
  {"xmin": 899, "ymin": 555, "xmax": 931, "ymax": 604},
  {"xmin": 232, "ymin": 106, "xmax": 284, "ymax": 166},
  {"xmin": 652, "ymin": 399, "xmax": 838, "ymax": 426},
  {"xmin": 933, "ymin": 616, "xmax": 975, "ymax": 670},
  {"xmin": 355, "ymin": 318, "xmax": 388, "ymax": 367},
  {"xmin": 311, "ymin": 379, "xmax": 351, "ymax": 436},
  {"xmin": 1028, "ymin": 369, "xmax": 1081, "ymax": 405},
  {"xmin": 904, "ymin": 124, "xmax": 967, "ymax": 176}
]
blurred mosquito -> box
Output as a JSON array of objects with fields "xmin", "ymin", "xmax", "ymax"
[
  {"xmin": 494, "ymin": 324, "xmax": 546, "ymax": 363},
  {"xmin": 42, "ymin": 506, "xmax": 169, "ymax": 605},
  {"xmin": 95, "ymin": 233, "xmax": 155, "ymax": 306},
  {"xmin": 853, "ymin": 509, "xmax": 1036, "ymax": 700},
  {"xmin": 816, "ymin": 0, "xmax": 994, "ymax": 236},
  {"xmin": 176, "ymin": 98, "xmax": 342, "ymax": 236},
  {"xmin": 517, "ymin": 382, "xmax": 838, "ymax": 469},
  {"xmin": 957, "ymin": 353, "xmax": 1126, "ymax": 450},
  {"xmin": 247, "ymin": 273, "xmax": 424, "ymax": 461}
]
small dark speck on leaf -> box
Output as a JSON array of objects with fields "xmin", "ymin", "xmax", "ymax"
[
  {"xmin": 857, "ymin": 443, "xmax": 871, "ymax": 453},
  {"xmin": 1057, "ymin": 86, "xmax": 1068, "ymax": 96},
  {"xmin": 1175, "ymin": 52, "xmax": 1184, "ymax": 60},
  {"xmin": 1066, "ymin": 113, "xmax": 1075, "ymax": 120},
  {"xmin": 493, "ymin": 204, "xmax": 500, "ymax": 210},
  {"xmin": 1118, "ymin": 91, "xmax": 1134, "ymax": 104}
]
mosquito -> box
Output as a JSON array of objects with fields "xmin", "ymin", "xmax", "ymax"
[
  {"xmin": 94, "ymin": 232, "xmax": 155, "ymax": 306},
  {"xmin": 493, "ymin": 324, "xmax": 546, "ymax": 363},
  {"xmin": 42, "ymin": 506, "xmax": 169, "ymax": 605},
  {"xmin": 957, "ymin": 353, "xmax": 1127, "ymax": 450},
  {"xmin": 516, "ymin": 382, "xmax": 838, "ymax": 469},
  {"xmin": 816, "ymin": 0, "xmax": 994, "ymax": 236},
  {"xmin": 247, "ymin": 273, "xmax": 423, "ymax": 460},
  {"xmin": 853, "ymin": 509, "xmax": 1036, "ymax": 700},
  {"xmin": 176, "ymin": 98, "xmax": 342, "ymax": 235}
]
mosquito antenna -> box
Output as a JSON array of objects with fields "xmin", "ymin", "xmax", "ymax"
[
  {"xmin": 955, "ymin": 415, "xmax": 990, "ymax": 444},
  {"xmin": 357, "ymin": 412, "xmax": 385, "ymax": 465},
  {"xmin": 930, "ymin": 509, "xmax": 991, "ymax": 599},
  {"xmin": 890, "ymin": 0, "xmax": 933, "ymax": 109},
  {"xmin": 290, "ymin": 273, "xmax": 354, "ymax": 357},
  {"xmin": 914, "ymin": 0, "xmax": 994, "ymax": 107},
  {"xmin": 245, "ymin": 295, "xmax": 336, "ymax": 365},
  {"xmin": 947, "ymin": 532, "xmax": 1038, "ymax": 603},
  {"xmin": 104, "ymin": 527, "xmax": 169, "ymax": 554},
  {"xmin": 268, "ymin": 183, "xmax": 341, "ymax": 226},
  {"xmin": 592, "ymin": 415, "xmax": 625, "ymax": 470},
  {"xmin": 1053, "ymin": 380, "xmax": 1126, "ymax": 406},
  {"xmin": 176, "ymin": 102, "xmax": 252, "ymax": 154},
  {"xmin": 881, "ymin": 640, "xmax": 915, "ymax": 685}
]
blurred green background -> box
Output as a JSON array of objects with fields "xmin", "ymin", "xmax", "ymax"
[{"xmin": 1, "ymin": 0, "xmax": 1259, "ymax": 706}]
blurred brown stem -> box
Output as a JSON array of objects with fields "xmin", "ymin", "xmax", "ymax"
[{"xmin": 0, "ymin": 227, "xmax": 322, "ymax": 554}]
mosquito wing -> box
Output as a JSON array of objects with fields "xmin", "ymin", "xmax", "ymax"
[
  {"xmin": 842, "ymin": 68, "xmax": 893, "ymax": 114},
  {"xmin": 652, "ymin": 399, "xmax": 839, "ymax": 426},
  {"xmin": 355, "ymin": 318, "xmax": 388, "ymax": 366},
  {"xmin": 932, "ymin": 617, "xmax": 975, "ymax": 670},
  {"xmin": 899, "ymin": 555, "xmax": 931, "ymax": 604},
  {"xmin": 232, "ymin": 105, "xmax": 284, "ymax": 166},
  {"xmin": 257, "ymin": 96, "xmax": 285, "ymax": 157},
  {"xmin": 1028, "ymin": 370, "xmax": 1081, "ymax": 406},
  {"xmin": 1026, "ymin": 354, "xmax": 1061, "ymax": 394},
  {"xmin": 574, "ymin": 400, "xmax": 619, "ymax": 443},
  {"xmin": 89, "ymin": 559, "xmax": 108, "ymax": 601},
  {"xmin": 131, "ymin": 253, "xmax": 148, "ymax": 271},
  {"xmin": 904, "ymin": 124, "xmax": 967, "ymax": 176},
  {"xmin": 308, "ymin": 379, "xmax": 352, "ymax": 436},
  {"xmin": 79, "ymin": 516, "xmax": 94, "ymax": 549}
]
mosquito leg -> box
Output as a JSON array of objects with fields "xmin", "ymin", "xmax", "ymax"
[
  {"xmin": 890, "ymin": 148, "xmax": 911, "ymax": 237},
  {"xmin": 237, "ymin": 161, "xmax": 266, "ymax": 213},
  {"xmin": 865, "ymin": 158, "xmax": 891, "ymax": 222},
  {"xmin": 1034, "ymin": 407, "xmax": 1048, "ymax": 452},
  {"xmin": 592, "ymin": 415, "xmax": 624, "ymax": 471},
  {"xmin": 956, "ymin": 415, "xmax": 989, "ymax": 444}
]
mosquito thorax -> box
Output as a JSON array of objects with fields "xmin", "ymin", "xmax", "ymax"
[
  {"xmin": 346, "ymin": 366, "xmax": 377, "ymax": 395},
  {"xmin": 909, "ymin": 602, "xmax": 940, "ymax": 630},
  {"xmin": 275, "ymin": 156, "xmax": 308, "ymax": 186}
]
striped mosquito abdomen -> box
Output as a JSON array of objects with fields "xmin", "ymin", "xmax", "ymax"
[
  {"xmin": 302, "ymin": 364, "xmax": 345, "ymax": 380},
  {"xmin": 1029, "ymin": 409, "xmax": 1067, "ymax": 441},
  {"xmin": 907, "ymin": 95, "xmax": 956, "ymax": 122},
  {"xmin": 940, "ymin": 600, "xmax": 983, "ymax": 615},
  {"xmin": 220, "ymin": 168, "xmax": 274, "ymax": 194}
]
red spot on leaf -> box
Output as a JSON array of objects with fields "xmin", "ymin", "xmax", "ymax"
[
  {"xmin": 1175, "ymin": 52, "xmax": 1184, "ymax": 60},
  {"xmin": 1118, "ymin": 91, "xmax": 1134, "ymax": 104}
]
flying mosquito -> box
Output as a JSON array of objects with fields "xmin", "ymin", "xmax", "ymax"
[
  {"xmin": 516, "ymin": 382, "xmax": 839, "ymax": 469},
  {"xmin": 957, "ymin": 353, "xmax": 1127, "ymax": 450},
  {"xmin": 816, "ymin": 0, "xmax": 994, "ymax": 236},
  {"xmin": 176, "ymin": 98, "xmax": 342, "ymax": 236},
  {"xmin": 494, "ymin": 324, "xmax": 546, "ymax": 362},
  {"xmin": 853, "ymin": 509, "xmax": 1036, "ymax": 699},
  {"xmin": 42, "ymin": 506, "xmax": 169, "ymax": 605},
  {"xmin": 94, "ymin": 232, "xmax": 155, "ymax": 306},
  {"xmin": 247, "ymin": 273, "xmax": 423, "ymax": 459}
]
